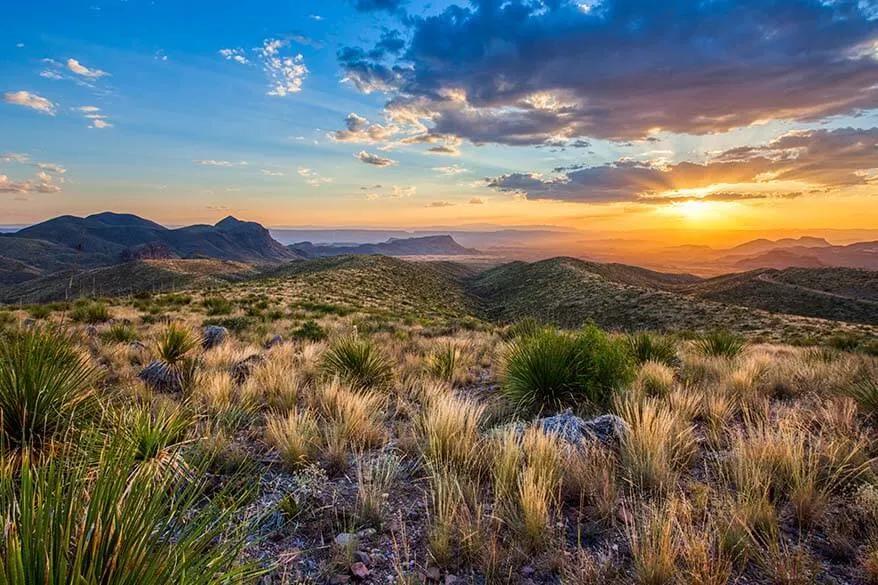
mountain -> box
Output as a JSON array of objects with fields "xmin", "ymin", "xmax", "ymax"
[
  {"xmin": 727, "ymin": 236, "xmax": 832, "ymax": 256},
  {"xmin": 289, "ymin": 235, "xmax": 479, "ymax": 258},
  {"xmin": 1, "ymin": 212, "xmax": 300, "ymax": 285}
]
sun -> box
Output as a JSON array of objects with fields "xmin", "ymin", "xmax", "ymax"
[{"xmin": 674, "ymin": 199, "xmax": 713, "ymax": 222}]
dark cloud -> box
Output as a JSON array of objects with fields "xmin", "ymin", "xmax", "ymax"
[
  {"xmin": 340, "ymin": 0, "xmax": 878, "ymax": 146},
  {"xmin": 488, "ymin": 127, "xmax": 878, "ymax": 202}
]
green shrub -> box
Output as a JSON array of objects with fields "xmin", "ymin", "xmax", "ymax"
[
  {"xmin": 203, "ymin": 296, "xmax": 234, "ymax": 316},
  {"xmin": 100, "ymin": 322, "xmax": 138, "ymax": 344},
  {"xmin": 120, "ymin": 404, "xmax": 191, "ymax": 470},
  {"xmin": 850, "ymin": 376, "xmax": 878, "ymax": 419},
  {"xmin": 0, "ymin": 440, "xmax": 260, "ymax": 584},
  {"xmin": 626, "ymin": 332, "xmax": 679, "ymax": 366},
  {"xmin": 156, "ymin": 323, "xmax": 199, "ymax": 366},
  {"xmin": 504, "ymin": 317, "xmax": 545, "ymax": 340},
  {"xmin": 292, "ymin": 320, "xmax": 326, "ymax": 342},
  {"xmin": 501, "ymin": 325, "xmax": 633, "ymax": 412},
  {"xmin": 28, "ymin": 305, "xmax": 52, "ymax": 320},
  {"xmin": 204, "ymin": 316, "xmax": 253, "ymax": 333},
  {"xmin": 426, "ymin": 342, "xmax": 464, "ymax": 383},
  {"xmin": 69, "ymin": 301, "xmax": 110, "ymax": 324},
  {"xmin": 826, "ymin": 332, "xmax": 865, "ymax": 353},
  {"xmin": 322, "ymin": 335, "xmax": 393, "ymax": 390},
  {"xmin": 694, "ymin": 330, "xmax": 746, "ymax": 358},
  {"xmin": 0, "ymin": 327, "xmax": 98, "ymax": 456}
]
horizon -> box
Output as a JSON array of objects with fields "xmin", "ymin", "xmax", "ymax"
[{"xmin": 2, "ymin": 0, "xmax": 877, "ymax": 244}]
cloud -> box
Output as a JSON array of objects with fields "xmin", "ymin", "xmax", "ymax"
[
  {"xmin": 339, "ymin": 0, "xmax": 878, "ymax": 146},
  {"xmin": 90, "ymin": 118, "xmax": 112, "ymax": 129},
  {"xmin": 195, "ymin": 159, "xmax": 248, "ymax": 167},
  {"xmin": 309, "ymin": 14, "xmax": 324, "ymax": 21},
  {"xmin": 77, "ymin": 105, "xmax": 101, "ymax": 113},
  {"xmin": 298, "ymin": 167, "xmax": 332, "ymax": 187},
  {"xmin": 356, "ymin": 150, "xmax": 399, "ymax": 167},
  {"xmin": 66, "ymin": 58, "xmax": 108, "ymax": 78},
  {"xmin": 258, "ymin": 38, "xmax": 308, "ymax": 96},
  {"xmin": 362, "ymin": 184, "xmax": 415, "ymax": 199},
  {"xmin": 426, "ymin": 200, "xmax": 454, "ymax": 207},
  {"xmin": 0, "ymin": 171, "xmax": 63, "ymax": 194},
  {"xmin": 261, "ymin": 169, "xmax": 286, "ymax": 176},
  {"xmin": 433, "ymin": 165, "xmax": 468, "ymax": 175},
  {"xmin": 487, "ymin": 126, "xmax": 878, "ymax": 203},
  {"xmin": 3, "ymin": 91, "xmax": 56, "ymax": 115},
  {"xmin": 329, "ymin": 113, "xmax": 398, "ymax": 143},
  {"xmin": 39, "ymin": 70, "xmax": 64, "ymax": 80},
  {"xmin": 219, "ymin": 48, "xmax": 249, "ymax": 64},
  {"xmin": 32, "ymin": 162, "xmax": 66, "ymax": 173},
  {"xmin": 469, "ymin": 196, "xmax": 485, "ymax": 204},
  {"xmin": 1, "ymin": 152, "xmax": 30, "ymax": 163}
]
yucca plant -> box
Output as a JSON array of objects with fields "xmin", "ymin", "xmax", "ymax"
[
  {"xmin": 321, "ymin": 335, "xmax": 393, "ymax": 390},
  {"xmin": 501, "ymin": 325, "xmax": 633, "ymax": 412},
  {"xmin": 156, "ymin": 323, "xmax": 200, "ymax": 366},
  {"xmin": 694, "ymin": 330, "xmax": 747, "ymax": 359},
  {"xmin": 0, "ymin": 327, "xmax": 98, "ymax": 458},
  {"xmin": 99, "ymin": 321, "xmax": 138, "ymax": 344},
  {"xmin": 0, "ymin": 440, "xmax": 263, "ymax": 584},
  {"xmin": 426, "ymin": 342, "xmax": 466, "ymax": 384},
  {"xmin": 118, "ymin": 403, "xmax": 192, "ymax": 476},
  {"xmin": 849, "ymin": 375, "xmax": 878, "ymax": 419},
  {"xmin": 139, "ymin": 324, "xmax": 201, "ymax": 394},
  {"xmin": 626, "ymin": 332, "xmax": 679, "ymax": 366}
]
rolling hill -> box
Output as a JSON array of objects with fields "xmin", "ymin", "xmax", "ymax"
[{"xmin": 289, "ymin": 235, "xmax": 479, "ymax": 258}]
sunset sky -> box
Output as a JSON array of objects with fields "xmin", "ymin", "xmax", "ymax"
[{"xmin": 2, "ymin": 0, "xmax": 877, "ymax": 242}]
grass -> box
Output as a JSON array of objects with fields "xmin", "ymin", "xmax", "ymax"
[
  {"xmin": 322, "ymin": 335, "xmax": 394, "ymax": 390},
  {"xmin": 69, "ymin": 300, "xmax": 110, "ymax": 323},
  {"xmin": 626, "ymin": 332, "xmax": 679, "ymax": 366},
  {"xmin": 265, "ymin": 409, "xmax": 319, "ymax": 470},
  {"xmin": 100, "ymin": 321, "xmax": 138, "ymax": 343},
  {"xmin": 0, "ymin": 327, "xmax": 98, "ymax": 457},
  {"xmin": 695, "ymin": 330, "xmax": 747, "ymax": 358},
  {"xmin": 501, "ymin": 325, "xmax": 633, "ymax": 412}
]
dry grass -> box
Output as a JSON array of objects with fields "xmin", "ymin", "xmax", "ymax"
[{"xmin": 265, "ymin": 408, "xmax": 319, "ymax": 470}]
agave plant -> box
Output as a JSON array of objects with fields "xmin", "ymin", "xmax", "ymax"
[
  {"xmin": 0, "ymin": 439, "xmax": 263, "ymax": 584},
  {"xmin": 0, "ymin": 327, "xmax": 98, "ymax": 458}
]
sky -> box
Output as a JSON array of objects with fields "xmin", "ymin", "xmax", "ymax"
[{"xmin": 1, "ymin": 0, "xmax": 877, "ymax": 243}]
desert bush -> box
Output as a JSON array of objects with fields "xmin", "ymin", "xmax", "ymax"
[
  {"xmin": 203, "ymin": 296, "xmax": 234, "ymax": 316},
  {"xmin": 356, "ymin": 450, "xmax": 402, "ymax": 526},
  {"xmin": 425, "ymin": 341, "xmax": 467, "ymax": 384},
  {"xmin": 322, "ymin": 335, "xmax": 393, "ymax": 390},
  {"xmin": 265, "ymin": 409, "xmax": 319, "ymax": 470},
  {"xmin": 419, "ymin": 392, "xmax": 484, "ymax": 473},
  {"xmin": 635, "ymin": 361, "xmax": 676, "ymax": 398},
  {"xmin": 118, "ymin": 403, "xmax": 191, "ymax": 475},
  {"xmin": 501, "ymin": 325, "xmax": 633, "ymax": 412},
  {"xmin": 504, "ymin": 317, "xmax": 545, "ymax": 340},
  {"xmin": 100, "ymin": 321, "xmax": 138, "ymax": 344},
  {"xmin": 69, "ymin": 300, "xmax": 110, "ymax": 323},
  {"xmin": 0, "ymin": 440, "xmax": 259, "ymax": 584},
  {"xmin": 28, "ymin": 305, "xmax": 52, "ymax": 320},
  {"xmin": 0, "ymin": 327, "xmax": 98, "ymax": 457},
  {"xmin": 850, "ymin": 375, "xmax": 878, "ymax": 419},
  {"xmin": 292, "ymin": 320, "xmax": 326, "ymax": 341},
  {"xmin": 695, "ymin": 330, "xmax": 746, "ymax": 358},
  {"xmin": 625, "ymin": 499, "xmax": 682, "ymax": 585},
  {"xmin": 626, "ymin": 332, "xmax": 679, "ymax": 366},
  {"xmin": 317, "ymin": 381, "xmax": 386, "ymax": 448}
]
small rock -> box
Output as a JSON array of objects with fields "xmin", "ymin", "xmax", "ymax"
[
  {"xmin": 330, "ymin": 575, "xmax": 351, "ymax": 585},
  {"xmin": 534, "ymin": 409, "xmax": 629, "ymax": 448},
  {"xmin": 22, "ymin": 318, "xmax": 36, "ymax": 328},
  {"xmin": 521, "ymin": 565, "xmax": 536, "ymax": 577},
  {"xmin": 335, "ymin": 533, "xmax": 358, "ymax": 547},
  {"xmin": 357, "ymin": 528, "xmax": 376, "ymax": 539},
  {"xmin": 129, "ymin": 340, "xmax": 146, "ymax": 351},
  {"xmin": 86, "ymin": 325, "xmax": 98, "ymax": 337},
  {"xmin": 230, "ymin": 353, "xmax": 264, "ymax": 385},
  {"xmin": 350, "ymin": 562, "xmax": 369, "ymax": 579},
  {"xmin": 424, "ymin": 567, "xmax": 441, "ymax": 582},
  {"xmin": 353, "ymin": 551, "xmax": 371, "ymax": 566},
  {"xmin": 202, "ymin": 325, "xmax": 228, "ymax": 349},
  {"xmin": 137, "ymin": 360, "xmax": 182, "ymax": 393},
  {"xmin": 264, "ymin": 334, "xmax": 284, "ymax": 349},
  {"xmin": 445, "ymin": 575, "xmax": 460, "ymax": 585}
]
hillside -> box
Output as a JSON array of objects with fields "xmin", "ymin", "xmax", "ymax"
[
  {"xmin": 289, "ymin": 235, "xmax": 479, "ymax": 258},
  {"xmin": 466, "ymin": 257, "xmax": 876, "ymax": 340},
  {"xmin": 0, "ymin": 259, "xmax": 255, "ymax": 303},
  {"xmin": 681, "ymin": 267, "xmax": 878, "ymax": 324}
]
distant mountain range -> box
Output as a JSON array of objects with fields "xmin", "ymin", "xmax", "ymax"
[{"xmin": 289, "ymin": 235, "xmax": 478, "ymax": 258}]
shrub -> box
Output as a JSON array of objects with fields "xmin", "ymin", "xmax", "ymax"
[
  {"xmin": 501, "ymin": 325, "xmax": 633, "ymax": 412},
  {"xmin": 419, "ymin": 392, "xmax": 484, "ymax": 473},
  {"xmin": 292, "ymin": 320, "xmax": 326, "ymax": 342},
  {"xmin": 0, "ymin": 440, "xmax": 259, "ymax": 584},
  {"xmin": 635, "ymin": 361, "xmax": 676, "ymax": 398},
  {"xmin": 826, "ymin": 332, "xmax": 863, "ymax": 353},
  {"xmin": 100, "ymin": 321, "xmax": 138, "ymax": 344},
  {"xmin": 119, "ymin": 404, "xmax": 191, "ymax": 475},
  {"xmin": 155, "ymin": 323, "xmax": 199, "ymax": 366},
  {"xmin": 694, "ymin": 330, "xmax": 746, "ymax": 359},
  {"xmin": 28, "ymin": 305, "xmax": 52, "ymax": 320},
  {"xmin": 265, "ymin": 409, "xmax": 319, "ymax": 470},
  {"xmin": 0, "ymin": 327, "xmax": 98, "ymax": 456},
  {"xmin": 425, "ymin": 342, "xmax": 466, "ymax": 384},
  {"xmin": 69, "ymin": 300, "xmax": 110, "ymax": 324},
  {"xmin": 504, "ymin": 317, "xmax": 545, "ymax": 340},
  {"xmin": 203, "ymin": 296, "xmax": 233, "ymax": 316},
  {"xmin": 322, "ymin": 335, "xmax": 393, "ymax": 390},
  {"xmin": 204, "ymin": 316, "xmax": 253, "ymax": 333},
  {"xmin": 850, "ymin": 376, "xmax": 878, "ymax": 418},
  {"xmin": 626, "ymin": 332, "xmax": 679, "ymax": 366}
]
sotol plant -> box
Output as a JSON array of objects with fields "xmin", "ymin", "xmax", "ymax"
[{"xmin": 0, "ymin": 327, "xmax": 98, "ymax": 457}]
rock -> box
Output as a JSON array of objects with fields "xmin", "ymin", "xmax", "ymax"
[
  {"xmin": 202, "ymin": 325, "xmax": 228, "ymax": 350},
  {"xmin": 521, "ymin": 565, "xmax": 536, "ymax": 577},
  {"xmin": 350, "ymin": 562, "xmax": 369, "ymax": 579},
  {"xmin": 22, "ymin": 318, "xmax": 36, "ymax": 328},
  {"xmin": 335, "ymin": 532, "xmax": 358, "ymax": 547},
  {"xmin": 231, "ymin": 353, "xmax": 264, "ymax": 385},
  {"xmin": 424, "ymin": 567, "xmax": 441, "ymax": 582},
  {"xmin": 264, "ymin": 334, "xmax": 284, "ymax": 349},
  {"xmin": 353, "ymin": 551, "xmax": 371, "ymax": 566},
  {"xmin": 357, "ymin": 528, "xmax": 376, "ymax": 539},
  {"xmin": 86, "ymin": 325, "xmax": 98, "ymax": 337},
  {"xmin": 330, "ymin": 575, "xmax": 351, "ymax": 585},
  {"xmin": 445, "ymin": 575, "xmax": 460, "ymax": 585},
  {"xmin": 137, "ymin": 360, "xmax": 182, "ymax": 393},
  {"xmin": 129, "ymin": 340, "xmax": 147, "ymax": 351},
  {"xmin": 536, "ymin": 409, "xmax": 629, "ymax": 447}
]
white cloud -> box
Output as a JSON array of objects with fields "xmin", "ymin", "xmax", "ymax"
[
  {"xmin": 1, "ymin": 152, "xmax": 30, "ymax": 163},
  {"xmin": 195, "ymin": 159, "xmax": 248, "ymax": 167},
  {"xmin": 3, "ymin": 91, "xmax": 56, "ymax": 115},
  {"xmin": 0, "ymin": 171, "xmax": 62, "ymax": 194},
  {"xmin": 426, "ymin": 201, "xmax": 455, "ymax": 208},
  {"xmin": 261, "ymin": 169, "xmax": 286, "ymax": 176},
  {"xmin": 77, "ymin": 105, "xmax": 101, "ymax": 113},
  {"xmin": 297, "ymin": 167, "xmax": 332, "ymax": 187},
  {"xmin": 363, "ymin": 185, "xmax": 416, "ymax": 199},
  {"xmin": 90, "ymin": 118, "xmax": 112, "ymax": 129},
  {"xmin": 356, "ymin": 150, "xmax": 398, "ymax": 167},
  {"xmin": 433, "ymin": 165, "xmax": 468, "ymax": 175},
  {"xmin": 33, "ymin": 162, "xmax": 66, "ymax": 173},
  {"xmin": 309, "ymin": 14, "xmax": 324, "ymax": 20},
  {"xmin": 67, "ymin": 58, "xmax": 109, "ymax": 78},
  {"xmin": 469, "ymin": 196, "xmax": 485, "ymax": 204},
  {"xmin": 258, "ymin": 38, "xmax": 308, "ymax": 96},
  {"xmin": 219, "ymin": 48, "xmax": 249, "ymax": 65},
  {"xmin": 39, "ymin": 70, "xmax": 64, "ymax": 80}
]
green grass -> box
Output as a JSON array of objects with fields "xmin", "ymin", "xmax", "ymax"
[
  {"xmin": 501, "ymin": 324, "xmax": 633, "ymax": 412},
  {"xmin": 100, "ymin": 322, "xmax": 139, "ymax": 344},
  {"xmin": 0, "ymin": 327, "xmax": 98, "ymax": 457},
  {"xmin": 322, "ymin": 335, "xmax": 394, "ymax": 390},
  {"xmin": 69, "ymin": 300, "xmax": 110, "ymax": 324},
  {"xmin": 292, "ymin": 320, "xmax": 327, "ymax": 341},
  {"xmin": 203, "ymin": 296, "xmax": 234, "ymax": 316},
  {"xmin": 626, "ymin": 332, "xmax": 679, "ymax": 366},
  {"xmin": 694, "ymin": 330, "xmax": 747, "ymax": 358}
]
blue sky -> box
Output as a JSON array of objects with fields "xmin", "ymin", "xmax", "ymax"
[{"xmin": 2, "ymin": 0, "xmax": 877, "ymax": 239}]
